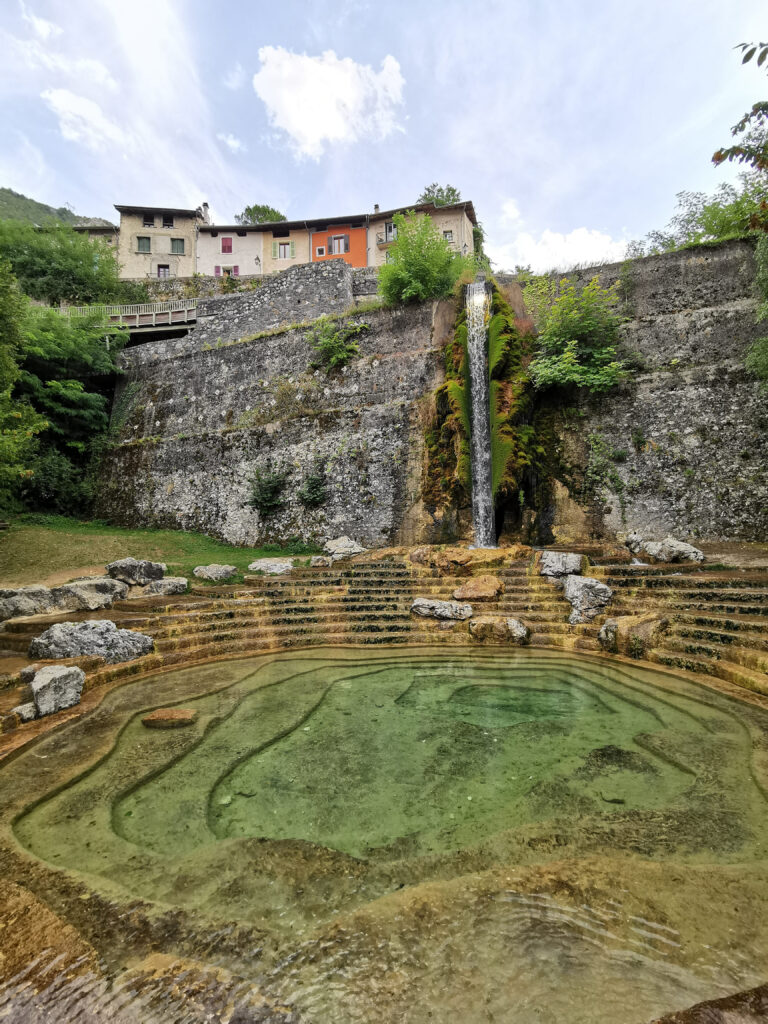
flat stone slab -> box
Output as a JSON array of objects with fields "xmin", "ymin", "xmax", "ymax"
[
  {"xmin": 538, "ymin": 551, "xmax": 586, "ymax": 578},
  {"xmin": 411, "ymin": 597, "xmax": 473, "ymax": 620},
  {"xmin": 145, "ymin": 577, "xmax": 188, "ymax": 596},
  {"xmin": 247, "ymin": 558, "xmax": 294, "ymax": 575},
  {"xmin": 193, "ymin": 564, "xmax": 238, "ymax": 581},
  {"xmin": 142, "ymin": 708, "xmax": 198, "ymax": 729},
  {"xmin": 29, "ymin": 620, "xmax": 154, "ymax": 664},
  {"xmin": 453, "ymin": 575, "xmax": 504, "ymax": 601}
]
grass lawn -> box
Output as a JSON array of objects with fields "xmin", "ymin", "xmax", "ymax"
[{"xmin": 0, "ymin": 515, "xmax": 320, "ymax": 587}]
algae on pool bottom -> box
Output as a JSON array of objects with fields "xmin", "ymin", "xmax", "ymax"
[{"xmin": 5, "ymin": 647, "xmax": 768, "ymax": 1023}]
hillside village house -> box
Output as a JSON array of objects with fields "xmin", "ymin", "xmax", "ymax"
[{"xmin": 110, "ymin": 200, "xmax": 476, "ymax": 280}]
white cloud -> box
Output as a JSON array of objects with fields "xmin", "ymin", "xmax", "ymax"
[
  {"xmin": 217, "ymin": 132, "xmax": 246, "ymax": 154},
  {"xmin": 501, "ymin": 198, "xmax": 521, "ymax": 224},
  {"xmin": 41, "ymin": 88, "xmax": 126, "ymax": 151},
  {"xmin": 252, "ymin": 46, "xmax": 405, "ymax": 160},
  {"xmin": 223, "ymin": 62, "xmax": 245, "ymax": 90},
  {"xmin": 487, "ymin": 226, "xmax": 629, "ymax": 274},
  {"xmin": 19, "ymin": 1, "xmax": 61, "ymax": 41},
  {"xmin": 10, "ymin": 36, "xmax": 116, "ymax": 88}
]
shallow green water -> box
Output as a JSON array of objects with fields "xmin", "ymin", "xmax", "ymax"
[{"xmin": 10, "ymin": 648, "xmax": 768, "ymax": 1023}]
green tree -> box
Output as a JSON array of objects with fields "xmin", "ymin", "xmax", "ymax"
[
  {"xmin": 416, "ymin": 183, "xmax": 462, "ymax": 207},
  {"xmin": 0, "ymin": 261, "xmax": 46, "ymax": 509},
  {"xmin": 234, "ymin": 204, "xmax": 287, "ymax": 225},
  {"xmin": 527, "ymin": 277, "xmax": 626, "ymax": 394},
  {"xmin": 378, "ymin": 211, "xmax": 472, "ymax": 305},
  {"xmin": 0, "ymin": 220, "xmax": 146, "ymax": 305}
]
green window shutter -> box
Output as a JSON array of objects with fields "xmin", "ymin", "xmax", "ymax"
[
  {"xmin": 344, "ymin": 234, "xmax": 350, "ymax": 253},
  {"xmin": 290, "ymin": 240, "xmax": 296, "ymax": 258},
  {"xmin": 272, "ymin": 240, "xmax": 278, "ymax": 259}
]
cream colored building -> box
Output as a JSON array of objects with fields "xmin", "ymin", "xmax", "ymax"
[
  {"xmin": 367, "ymin": 201, "xmax": 477, "ymax": 268},
  {"xmin": 114, "ymin": 203, "xmax": 209, "ymax": 279},
  {"xmin": 259, "ymin": 222, "xmax": 312, "ymax": 275},
  {"xmin": 197, "ymin": 224, "xmax": 264, "ymax": 277}
]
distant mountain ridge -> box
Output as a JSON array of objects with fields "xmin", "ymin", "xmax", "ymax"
[{"xmin": 0, "ymin": 187, "xmax": 114, "ymax": 227}]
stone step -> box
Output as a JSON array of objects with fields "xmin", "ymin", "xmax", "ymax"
[
  {"xmin": 667, "ymin": 600, "xmax": 768, "ymax": 617},
  {"xmin": 608, "ymin": 576, "xmax": 768, "ymax": 591},
  {"xmin": 674, "ymin": 612, "xmax": 768, "ymax": 635},
  {"xmin": 647, "ymin": 649, "xmax": 768, "ymax": 697},
  {"xmin": 671, "ymin": 623, "xmax": 768, "ymax": 652},
  {"xmin": 662, "ymin": 636, "xmax": 768, "ymax": 674}
]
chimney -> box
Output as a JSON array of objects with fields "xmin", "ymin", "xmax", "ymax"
[
  {"xmin": 201, "ymin": 201, "xmax": 210, "ymax": 224},
  {"xmin": 373, "ymin": 203, "xmax": 380, "ymax": 214}
]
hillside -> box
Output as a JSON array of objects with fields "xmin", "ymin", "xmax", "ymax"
[{"xmin": 0, "ymin": 187, "xmax": 113, "ymax": 227}]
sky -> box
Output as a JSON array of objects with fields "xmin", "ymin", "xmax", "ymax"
[{"xmin": 0, "ymin": 0, "xmax": 765, "ymax": 272}]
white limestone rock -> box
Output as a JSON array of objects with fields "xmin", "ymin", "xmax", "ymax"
[
  {"xmin": 50, "ymin": 577, "xmax": 129, "ymax": 612},
  {"xmin": 562, "ymin": 576, "xmax": 613, "ymax": 624},
  {"xmin": 30, "ymin": 665, "xmax": 85, "ymax": 717},
  {"xmin": 310, "ymin": 555, "xmax": 334, "ymax": 568},
  {"xmin": 145, "ymin": 577, "xmax": 189, "ymax": 596},
  {"xmin": 107, "ymin": 557, "xmax": 167, "ymax": 585},
  {"xmin": 247, "ymin": 558, "xmax": 294, "ymax": 575},
  {"xmin": 323, "ymin": 536, "xmax": 366, "ymax": 559},
  {"xmin": 624, "ymin": 532, "xmax": 704, "ymax": 563},
  {"xmin": 538, "ymin": 551, "xmax": 586, "ymax": 578},
  {"xmin": 0, "ymin": 585, "xmax": 55, "ymax": 622},
  {"xmin": 29, "ymin": 620, "xmax": 154, "ymax": 664},
  {"xmin": 11, "ymin": 701, "xmax": 37, "ymax": 722},
  {"xmin": 193, "ymin": 564, "xmax": 238, "ymax": 581},
  {"xmin": 411, "ymin": 597, "xmax": 473, "ymax": 620}
]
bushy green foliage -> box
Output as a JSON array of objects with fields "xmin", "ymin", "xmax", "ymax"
[
  {"xmin": 298, "ymin": 460, "xmax": 328, "ymax": 508},
  {"xmin": 0, "ymin": 187, "xmax": 86, "ymax": 226},
  {"xmin": 234, "ymin": 203, "xmax": 286, "ymax": 225},
  {"xmin": 527, "ymin": 277, "xmax": 626, "ymax": 393},
  {"xmin": 248, "ymin": 463, "xmax": 290, "ymax": 517},
  {"xmin": 378, "ymin": 212, "xmax": 472, "ymax": 305},
  {"xmin": 307, "ymin": 316, "xmax": 369, "ymax": 369},
  {"xmin": 0, "ymin": 220, "xmax": 146, "ymax": 304},
  {"xmin": 416, "ymin": 183, "xmax": 461, "ymax": 206},
  {"xmin": 746, "ymin": 233, "xmax": 768, "ymax": 387}
]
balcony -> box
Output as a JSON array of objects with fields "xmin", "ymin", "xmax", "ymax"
[{"xmin": 376, "ymin": 232, "xmax": 397, "ymax": 247}]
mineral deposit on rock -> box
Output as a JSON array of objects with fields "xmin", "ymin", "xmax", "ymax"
[
  {"xmin": 411, "ymin": 597, "xmax": 473, "ymax": 620},
  {"xmin": 452, "ymin": 575, "xmax": 504, "ymax": 601}
]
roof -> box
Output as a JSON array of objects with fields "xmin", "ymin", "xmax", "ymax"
[
  {"xmin": 72, "ymin": 221, "xmax": 118, "ymax": 232},
  {"xmin": 198, "ymin": 200, "xmax": 477, "ymax": 233},
  {"xmin": 114, "ymin": 204, "xmax": 201, "ymax": 216}
]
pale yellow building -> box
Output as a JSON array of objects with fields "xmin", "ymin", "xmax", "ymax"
[
  {"xmin": 259, "ymin": 222, "xmax": 312, "ymax": 275},
  {"xmin": 367, "ymin": 201, "xmax": 477, "ymax": 268},
  {"xmin": 114, "ymin": 203, "xmax": 209, "ymax": 280}
]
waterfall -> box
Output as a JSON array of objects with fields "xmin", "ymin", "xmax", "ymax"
[{"xmin": 466, "ymin": 278, "xmax": 495, "ymax": 547}]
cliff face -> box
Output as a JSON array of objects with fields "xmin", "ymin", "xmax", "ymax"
[
  {"xmin": 557, "ymin": 241, "xmax": 768, "ymax": 541},
  {"xmin": 99, "ymin": 240, "xmax": 768, "ymax": 547},
  {"xmin": 99, "ymin": 292, "xmax": 447, "ymax": 547}
]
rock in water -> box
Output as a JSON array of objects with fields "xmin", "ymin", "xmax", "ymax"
[
  {"xmin": 453, "ymin": 575, "xmax": 504, "ymax": 601},
  {"xmin": 30, "ymin": 665, "xmax": 85, "ymax": 717},
  {"xmin": 323, "ymin": 536, "xmax": 366, "ymax": 558},
  {"xmin": 106, "ymin": 557, "xmax": 167, "ymax": 585},
  {"xmin": 142, "ymin": 708, "xmax": 198, "ymax": 729},
  {"xmin": 562, "ymin": 576, "xmax": 613, "ymax": 624},
  {"xmin": 411, "ymin": 597, "xmax": 473, "ymax": 620},
  {"xmin": 29, "ymin": 620, "xmax": 154, "ymax": 664},
  {"xmin": 538, "ymin": 551, "xmax": 586, "ymax": 578},
  {"xmin": 193, "ymin": 564, "xmax": 238, "ymax": 581},
  {"xmin": 469, "ymin": 616, "xmax": 530, "ymax": 643},
  {"xmin": 145, "ymin": 577, "xmax": 189, "ymax": 596},
  {"xmin": 247, "ymin": 558, "xmax": 294, "ymax": 575}
]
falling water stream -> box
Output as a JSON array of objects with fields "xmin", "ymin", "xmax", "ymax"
[{"xmin": 466, "ymin": 277, "xmax": 495, "ymax": 547}]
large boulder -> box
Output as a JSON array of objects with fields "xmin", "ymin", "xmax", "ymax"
[
  {"xmin": 106, "ymin": 557, "xmax": 166, "ymax": 585},
  {"xmin": 30, "ymin": 665, "xmax": 85, "ymax": 717},
  {"xmin": 0, "ymin": 585, "xmax": 55, "ymax": 622},
  {"xmin": 469, "ymin": 616, "xmax": 530, "ymax": 644},
  {"xmin": 29, "ymin": 620, "xmax": 154, "ymax": 664},
  {"xmin": 411, "ymin": 597, "xmax": 473, "ymax": 620},
  {"xmin": 599, "ymin": 613, "xmax": 668, "ymax": 656},
  {"xmin": 145, "ymin": 577, "xmax": 188, "ymax": 596},
  {"xmin": 538, "ymin": 551, "xmax": 586, "ymax": 578},
  {"xmin": 247, "ymin": 558, "xmax": 294, "ymax": 575},
  {"xmin": 453, "ymin": 575, "xmax": 505, "ymax": 601},
  {"xmin": 562, "ymin": 576, "xmax": 613, "ymax": 624},
  {"xmin": 625, "ymin": 532, "xmax": 704, "ymax": 564},
  {"xmin": 324, "ymin": 536, "xmax": 366, "ymax": 558},
  {"xmin": 193, "ymin": 564, "xmax": 238, "ymax": 581},
  {"xmin": 409, "ymin": 546, "xmax": 474, "ymax": 575},
  {"xmin": 50, "ymin": 577, "xmax": 128, "ymax": 612}
]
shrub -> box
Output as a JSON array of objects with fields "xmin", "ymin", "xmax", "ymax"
[
  {"xmin": 528, "ymin": 277, "xmax": 626, "ymax": 394},
  {"xmin": 307, "ymin": 316, "xmax": 368, "ymax": 370},
  {"xmin": 247, "ymin": 463, "xmax": 290, "ymax": 517},
  {"xmin": 378, "ymin": 211, "xmax": 472, "ymax": 305},
  {"xmin": 298, "ymin": 460, "xmax": 328, "ymax": 507}
]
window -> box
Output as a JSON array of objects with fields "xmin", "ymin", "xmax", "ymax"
[
  {"xmin": 142, "ymin": 213, "xmax": 154, "ymax": 227},
  {"xmin": 328, "ymin": 234, "xmax": 350, "ymax": 255},
  {"xmin": 171, "ymin": 238, "xmax": 185, "ymax": 254},
  {"xmin": 214, "ymin": 265, "xmax": 221, "ymax": 276},
  {"xmin": 157, "ymin": 265, "xmax": 170, "ymax": 278},
  {"xmin": 221, "ymin": 237, "xmax": 233, "ymax": 254},
  {"xmin": 278, "ymin": 242, "xmax": 290, "ymax": 258},
  {"xmin": 443, "ymin": 230, "xmax": 453, "ymax": 242},
  {"xmin": 162, "ymin": 214, "xmax": 174, "ymax": 228},
  {"xmin": 384, "ymin": 221, "xmax": 397, "ymax": 242},
  {"xmin": 316, "ymin": 246, "xmax": 326, "ymax": 257},
  {"xmin": 137, "ymin": 236, "xmax": 151, "ymax": 253}
]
